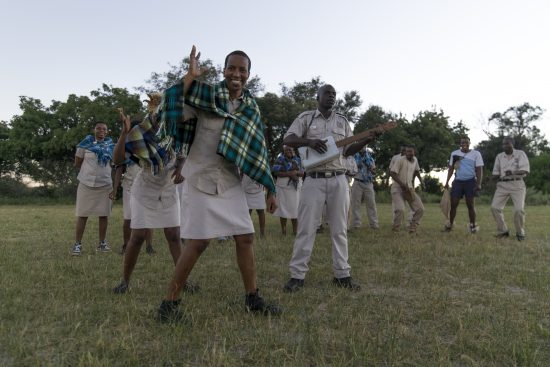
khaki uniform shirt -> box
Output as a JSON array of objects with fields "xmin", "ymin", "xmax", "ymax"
[
  {"xmin": 492, "ymin": 149, "xmax": 530, "ymax": 179},
  {"xmin": 181, "ymin": 102, "xmax": 241, "ymax": 195},
  {"xmin": 284, "ymin": 110, "xmax": 352, "ymax": 173},
  {"xmin": 391, "ymin": 156, "xmax": 418, "ymax": 189},
  {"xmin": 389, "ymin": 153, "xmax": 420, "ymax": 172},
  {"xmin": 75, "ymin": 147, "xmax": 112, "ymax": 187}
]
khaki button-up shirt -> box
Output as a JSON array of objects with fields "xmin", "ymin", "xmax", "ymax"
[
  {"xmin": 492, "ymin": 149, "xmax": 530, "ymax": 179},
  {"xmin": 76, "ymin": 147, "xmax": 112, "ymax": 187},
  {"xmin": 181, "ymin": 102, "xmax": 241, "ymax": 195},
  {"xmin": 391, "ymin": 156, "xmax": 419, "ymax": 189},
  {"xmin": 284, "ymin": 109, "xmax": 352, "ymax": 172}
]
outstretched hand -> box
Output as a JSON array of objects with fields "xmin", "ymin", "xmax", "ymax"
[
  {"xmin": 117, "ymin": 108, "xmax": 131, "ymax": 134},
  {"xmin": 186, "ymin": 45, "xmax": 208, "ymax": 80}
]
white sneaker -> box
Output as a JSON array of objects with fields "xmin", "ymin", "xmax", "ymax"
[
  {"xmin": 469, "ymin": 224, "xmax": 480, "ymax": 234},
  {"xmin": 72, "ymin": 242, "xmax": 82, "ymax": 256},
  {"xmin": 96, "ymin": 241, "xmax": 111, "ymax": 252}
]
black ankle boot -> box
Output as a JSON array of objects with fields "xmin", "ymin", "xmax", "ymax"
[
  {"xmin": 245, "ymin": 289, "xmax": 282, "ymax": 316},
  {"xmin": 157, "ymin": 299, "xmax": 185, "ymax": 323}
]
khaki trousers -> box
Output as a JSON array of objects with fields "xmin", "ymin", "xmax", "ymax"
[
  {"xmin": 350, "ymin": 180, "xmax": 379, "ymax": 229},
  {"xmin": 491, "ymin": 180, "xmax": 526, "ymax": 235},
  {"xmin": 289, "ymin": 174, "xmax": 351, "ymax": 279},
  {"xmin": 391, "ymin": 184, "xmax": 424, "ymax": 230}
]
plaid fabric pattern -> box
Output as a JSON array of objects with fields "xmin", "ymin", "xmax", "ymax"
[
  {"xmin": 124, "ymin": 115, "xmax": 171, "ymax": 174},
  {"xmin": 160, "ymin": 80, "xmax": 276, "ymax": 193},
  {"xmin": 355, "ymin": 151, "xmax": 375, "ymax": 183},
  {"xmin": 77, "ymin": 135, "xmax": 114, "ymax": 167}
]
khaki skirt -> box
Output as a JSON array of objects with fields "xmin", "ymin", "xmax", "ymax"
[
  {"xmin": 129, "ymin": 169, "xmax": 180, "ymax": 229},
  {"xmin": 122, "ymin": 187, "xmax": 132, "ymax": 220},
  {"xmin": 75, "ymin": 183, "xmax": 112, "ymax": 217},
  {"xmin": 273, "ymin": 177, "xmax": 301, "ymax": 219},
  {"xmin": 180, "ymin": 180, "xmax": 254, "ymax": 239}
]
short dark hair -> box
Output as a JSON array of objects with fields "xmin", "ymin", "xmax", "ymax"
[
  {"xmin": 503, "ymin": 136, "xmax": 515, "ymax": 145},
  {"xmin": 460, "ymin": 136, "xmax": 470, "ymax": 142},
  {"xmin": 95, "ymin": 121, "xmax": 107, "ymax": 127},
  {"xmin": 224, "ymin": 51, "xmax": 251, "ymax": 72}
]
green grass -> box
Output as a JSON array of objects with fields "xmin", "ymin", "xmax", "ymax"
[{"xmin": 1, "ymin": 203, "xmax": 550, "ymax": 366}]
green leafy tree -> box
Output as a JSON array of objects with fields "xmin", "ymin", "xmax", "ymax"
[
  {"xmin": 486, "ymin": 103, "xmax": 548, "ymax": 156},
  {"xmin": 6, "ymin": 85, "xmax": 143, "ymax": 194},
  {"xmin": 0, "ymin": 121, "xmax": 14, "ymax": 176},
  {"xmin": 525, "ymin": 153, "xmax": 550, "ymax": 193},
  {"xmin": 476, "ymin": 103, "xmax": 548, "ymax": 193},
  {"xmin": 407, "ymin": 110, "xmax": 469, "ymax": 173}
]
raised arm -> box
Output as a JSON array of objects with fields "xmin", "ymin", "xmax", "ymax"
[
  {"xmin": 113, "ymin": 108, "xmax": 131, "ymax": 166},
  {"xmin": 110, "ymin": 165, "xmax": 124, "ymax": 200}
]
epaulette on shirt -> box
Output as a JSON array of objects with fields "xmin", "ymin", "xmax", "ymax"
[
  {"xmin": 335, "ymin": 112, "xmax": 350, "ymax": 122},
  {"xmin": 297, "ymin": 110, "xmax": 316, "ymax": 119}
]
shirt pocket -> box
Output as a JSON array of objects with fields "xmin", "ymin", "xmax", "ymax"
[{"xmin": 331, "ymin": 127, "xmax": 346, "ymax": 142}]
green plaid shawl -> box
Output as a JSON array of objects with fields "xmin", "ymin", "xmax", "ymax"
[{"xmin": 160, "ymin": 80, "xmax": 276, "ymax": 193}]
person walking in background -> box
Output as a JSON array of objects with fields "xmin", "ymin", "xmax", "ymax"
[
  {"xmin": 112, "ymin": 160, "xmax": 155, "ymax": 255},
  {"xmin": 71, "ymin": 122, "xmax": 114, "ymax": 256},
  {"xmin": 491, "ymin": 137, "xmax": 530, "ymax": 241},
  {"xmin": 242, "ymin": 174, "xmax": 267, "ymax": 238},
  {"xmin": 444, "ymin": 136, "xmax": 484, "ymax": 233},
  {"xmin": 272, "ymin": 146, "xmax": 303, "ymax": 236},
  {"xmin": 350, "ymin": 146, "xmax": 379, "ymax": 230},
  {"xmin": 389, "ymin": 145, "xmax": 424, "ymax": 233}
]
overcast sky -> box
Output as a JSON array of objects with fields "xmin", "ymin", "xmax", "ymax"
[{"xmin": 1, "ymin": 0, "xmax": 549, "ymax": 145}]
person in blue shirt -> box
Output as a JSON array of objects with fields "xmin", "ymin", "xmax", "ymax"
[
  {"xmin": 444, "ymin": 136, "xmax": 484, "ymax": 233},
  {"xmin": 349, "ymin": 147, "xmax": 379, "ymax": 230}
]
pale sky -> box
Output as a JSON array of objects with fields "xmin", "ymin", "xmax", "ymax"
[{"xmin": 1, "ymin": 0, "xmax": 549, "ymax": 145}]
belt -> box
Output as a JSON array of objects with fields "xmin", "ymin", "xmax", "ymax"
[
  {"xmin": 356, "ymin": 179, "xmax": 372, "ymax": 184},
  {"xmin": 307, "ymin": 171, "xmax": 345, "ymax": 179},
  {"xmin": 499, "ymin": 177, "xmax": 523, "ymax": 182}
]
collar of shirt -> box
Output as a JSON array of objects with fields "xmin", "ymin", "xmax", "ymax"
[{"xmin": 313, "ymin": 109, "xmax": 335, "ymax": 120}]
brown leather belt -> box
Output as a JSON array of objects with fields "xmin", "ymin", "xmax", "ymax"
[{"xmin": 307, "ymin": 171, "xmax": 345, "ymax": 179}]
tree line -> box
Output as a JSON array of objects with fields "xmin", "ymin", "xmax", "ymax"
[{"xmin": 1, "ymin": 57, "xmax": 549, "ymax": 197}]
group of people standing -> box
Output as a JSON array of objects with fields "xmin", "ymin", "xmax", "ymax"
[{"xmin": 70, "ymin": 45, "xmax": 531, "ymax": 322}]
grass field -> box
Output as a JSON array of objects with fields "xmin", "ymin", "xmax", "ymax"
[{"xmin": 1, "ymin": 203, "xmax": 550, "ymax": 366}]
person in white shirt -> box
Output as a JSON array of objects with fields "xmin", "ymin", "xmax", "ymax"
[
  {"xmin": 72, "ymin": 122, "xmax": 114, "ymax": 255},
  {"xmin": 444, "ymin": 137, "xmax": 484, "ymax": 233},
  {"xmin": 490, "ymin": 137, "xmax": 530, "ymax": 241}
]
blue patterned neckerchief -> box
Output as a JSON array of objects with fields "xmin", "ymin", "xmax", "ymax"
[
  {"xmin": 77, "ymin": 135, "xmax": 114, "ymax": 167},
  {"xmin": 159, "ymin": 79, "xmax": 276, "ymax": 193},
  {"xmin": 272, "ymin": 154, "xmax": 302, "ymax": 190},
  {"xmin": 354, "ymin": 151, "xmax": 375, "ymax": 183}
]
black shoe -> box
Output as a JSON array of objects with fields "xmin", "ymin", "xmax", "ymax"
[
  {"xmin": 245, "ymin": 289, "xmax": 282, "ymax": 316},
  {"xmin": 157, "ymin": 299, "xmax": 186, "ymax": 323},
  {"xmin": 183, "ymin": 281, "xmax": 200, "ymax": 294},
  {"xmin": 283, "ymin": 278, "xmax": 304, "ymax": 293},
  {"xmin": 495, "ymin": 231, "xmax": 510, "ymax": 239},
  {"xmin": 113, "ymin": 281, "xmax": 129, "ymax": 294},
  {"xmin": 145, "ymin": 245, "xmax": 155, "ymax": 255},
  {"xmin": 516, "ymin": 233, "xmax": 526, "ymax": 241},
  {"xmin": 332, "ymin": 277, "xmax": 361, "ymax": 291}
]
